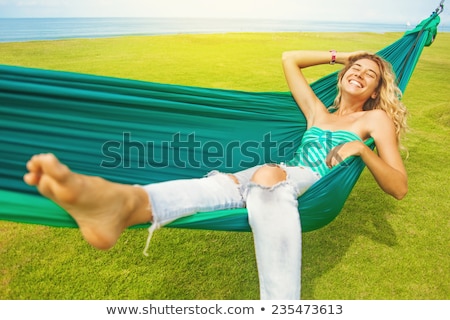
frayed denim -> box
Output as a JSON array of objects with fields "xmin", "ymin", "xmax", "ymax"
[{"xmin": 140, "ymin": 164, "xmax": 320, "ymax": 299}]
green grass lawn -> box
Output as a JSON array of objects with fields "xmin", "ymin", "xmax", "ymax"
[{"xmin": 0, "ymin": 31, "xmax": 449, "ymax": 300}]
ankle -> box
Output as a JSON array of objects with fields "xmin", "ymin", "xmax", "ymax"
[{"xmin": 123, "ymin": 185, "xmax": 153, "ymax": 227}]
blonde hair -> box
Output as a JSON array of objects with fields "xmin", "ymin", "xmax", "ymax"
[{"xmin": 333, "ymin": 53, "xmax": 408, "ymax": 143}]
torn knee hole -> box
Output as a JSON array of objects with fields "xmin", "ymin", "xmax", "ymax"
[{"xmin": 250, "ymin": 165, "xmax": 287, "ymax": 187}]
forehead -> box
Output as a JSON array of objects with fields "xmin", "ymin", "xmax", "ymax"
[{"xmin": 352, "ymin": 58, "xmax": 380, "ymax": 75}]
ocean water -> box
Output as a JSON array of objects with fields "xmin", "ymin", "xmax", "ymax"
[{"xmin": 0, "ymin": 17, "xmax": 447, "ymax": 43}]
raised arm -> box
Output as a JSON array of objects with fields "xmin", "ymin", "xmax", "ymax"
[{"xmin": 282, "ymin": 50, "xmax": 352, "ymax": 123}]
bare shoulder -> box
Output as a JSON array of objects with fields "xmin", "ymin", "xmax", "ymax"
[
  {"xmin": 362, "ymin": 109, "xmax": 395, "ymax": 136},
  {"xmin": 361, "ymin": 109, "xmax": 406, "ymax": 179},
  {"xmin": 363, "ymin": 109, "xmax": 391, "ymax": 123}
]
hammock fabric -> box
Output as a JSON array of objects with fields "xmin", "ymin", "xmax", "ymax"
[{"xmin": 0, "ymin": 13, "xmax": 440, "ymax": 232}]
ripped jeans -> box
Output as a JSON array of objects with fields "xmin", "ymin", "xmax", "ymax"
[{"xmin": 141, "ymin": 164, "xmax": 320, "ymax": 300}]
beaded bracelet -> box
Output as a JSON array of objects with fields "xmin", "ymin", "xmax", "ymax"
[{"xmin": 329, "ymin": 50, "xmax": 337, "ymax": 65}]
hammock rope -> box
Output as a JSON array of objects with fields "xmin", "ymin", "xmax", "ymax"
[{"xmin": 0, "ymin": 12, "xmax": 441, "ymax": 232}]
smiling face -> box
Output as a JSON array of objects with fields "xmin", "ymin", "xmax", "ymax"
[
  {"xmin": 341, "ymin": 58, "xmax": 381, "ymax": 101},
  {"xmin": 331, "ymin": 53, "xmax": 407, "ymax": 139}
]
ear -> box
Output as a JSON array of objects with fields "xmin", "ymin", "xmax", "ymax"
[{"xmin": 371, "ymin": 91, "xmax": 378, "ymax": 99}]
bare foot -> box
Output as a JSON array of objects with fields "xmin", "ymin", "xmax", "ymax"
[{"xmin": 23, "ymin": 153, "xmax": 152, "ymax": 250}]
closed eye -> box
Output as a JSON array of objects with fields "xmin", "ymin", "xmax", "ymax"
[{"xmin": 351, "ymin": 65, "xmax": 378, "ymax": 79}]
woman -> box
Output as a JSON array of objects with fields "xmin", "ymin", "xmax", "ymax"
[{"xmin": 23, "ymin": 50, "xmax": 408, "ymax": 300}]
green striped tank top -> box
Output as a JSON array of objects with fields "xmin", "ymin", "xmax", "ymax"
[{"xmin": 286, "ymin": 126, "xmax": 362, "ymax": 177}]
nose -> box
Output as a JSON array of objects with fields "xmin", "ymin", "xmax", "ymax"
[{"xmin": 354, "ymin": 70, "xmax": 363, "ymax": 78}]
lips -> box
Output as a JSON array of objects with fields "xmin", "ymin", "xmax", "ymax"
[{"xmin": 349, "ymin": 79, "xmax": 363, "ymax": 88}]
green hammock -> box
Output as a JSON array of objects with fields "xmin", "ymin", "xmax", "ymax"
[{"xmin": 0, "ymin": 13, "xmax": 441, "ymax": 233}]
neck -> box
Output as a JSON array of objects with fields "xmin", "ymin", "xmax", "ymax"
[
  {"xmin": 335, "ymin": 104, "xmax": 364, "ymax": 116},
  {"xmin": 335, "ymin": 97, "xmax": 365, "ymax": 116}
]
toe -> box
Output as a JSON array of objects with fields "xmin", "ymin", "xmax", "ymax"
[
  {"xmin": 40, "ymin": 153, "xmax": 72, "ymax": 182},
  {"xmin": 23, "ymin": 172, "xmax": 41, "ymax": 186}
]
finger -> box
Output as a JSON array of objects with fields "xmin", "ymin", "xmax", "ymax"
[
  {"xmin": 326, "ymin": 145, "xmax": 344, "ymax": 168},
  {"xmin": 326, "ymin": 148, "xmax": 339, "ymax": 168},
  {"xmin": 325, "ymin": 151, "xmax": 333, "ymax": 168}
]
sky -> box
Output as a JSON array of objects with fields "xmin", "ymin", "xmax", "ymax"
[{"xmin": 0, "ymin": 0, "xmax": 448, "ymax": 25}]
